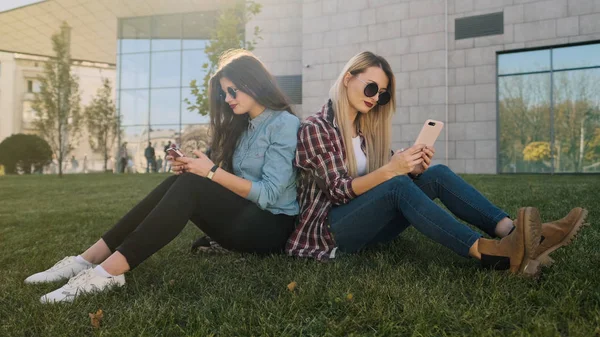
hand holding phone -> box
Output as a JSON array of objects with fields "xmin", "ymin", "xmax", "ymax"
[
  {"xmin": 166, "ymin": 146, "xmax": 185, "ymax": 160},
  {"xmin": 166, "ymin": 145, "xmax": 186, "ymax": 174},
  {"xmin": 388, "ymin": 144, "xmax": 426, "ymax": 176},
  {"xmin": 414, "ymin": 119, "xmax": 444, "ymax": 148}
]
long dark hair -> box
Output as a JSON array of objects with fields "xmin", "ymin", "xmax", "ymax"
[{"xmin": 208, "ymin": 49, "xmax": 296, "ymax": 171}]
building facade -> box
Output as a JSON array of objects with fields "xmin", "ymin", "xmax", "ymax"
[
  {"xmin": 0, "ymin": 51, "xmax": 116, "ymax": 172},
  {"xmin": 0, "ymin": 0, "xmax": 599, "ymax": 173}
]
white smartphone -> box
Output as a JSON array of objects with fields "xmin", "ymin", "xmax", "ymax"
[
  {"xmin": 414, "ymin": 119, "xmax": 444, "ymax": 147},
  {"xmin": 166, "ymin": 146, "xmax": 185, "ymax": 159}
]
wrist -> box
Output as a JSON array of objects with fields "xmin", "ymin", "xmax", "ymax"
[
  {"xmin": 380, "ymin": 164, "xmax": 399, "ymax": 180},
  {"xmin": 206, "ymin": 164, "xmax": 219, "ymax": 180}
]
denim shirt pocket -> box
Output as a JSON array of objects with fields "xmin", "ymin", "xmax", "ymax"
[{"xmin": 240, "ymin": 145, "xmax": 268, "ymax": 179}]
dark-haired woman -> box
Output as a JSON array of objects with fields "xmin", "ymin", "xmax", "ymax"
[{"xmin": 26, "ymin": 49, "xmax": 301, "ymax": 303}]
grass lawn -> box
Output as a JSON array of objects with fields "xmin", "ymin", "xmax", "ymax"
[{"xmin": 0, "ymin": 172, "xmax": 599, "ymax": 336}]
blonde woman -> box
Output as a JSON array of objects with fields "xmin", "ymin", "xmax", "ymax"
[{"xmin": 286, "ymin": 51, "xmax": 586, "ymax": 277}]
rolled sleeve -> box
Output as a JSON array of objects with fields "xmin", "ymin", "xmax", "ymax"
[{"xmin": 245, "ymin": 115, "xmax": 300, "ymax": 209}]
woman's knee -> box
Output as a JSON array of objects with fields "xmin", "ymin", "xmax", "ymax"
[
  {"xmin": 426, "ymin": 164, "xmax": 453, "ymax": 177},
  {"xmin": 390, "ymin": 174, "xmax": 414, "ymax": 186}
]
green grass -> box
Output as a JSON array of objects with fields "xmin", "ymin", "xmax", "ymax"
[{"xmin": 1, "ymin": 173, "xmax": 599, "ymax": 336}]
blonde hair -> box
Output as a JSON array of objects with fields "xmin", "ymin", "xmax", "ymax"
[{"xmin": 329, "ymin": 51, "xmax": 396, "ymax": 177}]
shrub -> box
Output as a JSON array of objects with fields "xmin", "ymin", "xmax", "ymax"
[{"xmin": 0, "ymin": 134, "xmax": 52, "ymax": 174}]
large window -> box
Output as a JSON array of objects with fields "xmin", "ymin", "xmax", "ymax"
[
  {"xmin": 498, "ymin": 43, "xmax": 600, "ymax": 173},
  {"xmin": 116, "ymin": 12, "xmax": 215, "ymax": 173}
]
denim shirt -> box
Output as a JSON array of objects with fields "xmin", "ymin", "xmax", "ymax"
[{"xmin": 232, "ymin": 109, "xmax": 300, "ymax": 216}]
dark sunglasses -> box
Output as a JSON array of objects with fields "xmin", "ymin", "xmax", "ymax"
[
  {"xmin": 355, "ymin": 76, "xmax": 391, "ymax": 106},
  {"xmin": 219, "ymin": 87, "xmax": 240, "ymax": 101}
]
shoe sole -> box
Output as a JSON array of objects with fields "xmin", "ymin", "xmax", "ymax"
[
  {"xmin": 535, "ymin": 208, "xmax": 589, "ymax": 267},
  {"xmin": 40, "ymin": 278, "xmax": 126, "ymax": 304},
  {"xmin": 518, "ymin": 207, "xmax": 542, "ymax": 278}
]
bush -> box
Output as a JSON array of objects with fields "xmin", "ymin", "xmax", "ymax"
[{"xmin": 0, "ymin": 134, "xmax": 52, "ymax": 174}]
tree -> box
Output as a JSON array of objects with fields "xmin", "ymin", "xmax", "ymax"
[
  {"xmin": 84, "ymin": 78, "xmax": 119, "ymax": 171},
  {"xmin": 523, "ymin": 141, "xmax": 552, "ymax": 162},
  {"xmin": 31, "ymin": 22, "xmax": 82, "ymax": 178},
  {"xmin": 0, "ymin": 134, "xmax": 52, "ymax": 174},
  {"xmin": 553, "ymin": 71, "xmax": 600, "ymax": 172},
  {"xmin": 184, "ymin": 0, "xmax": 262, "ymax": 116},
  {"xmin": 498, "ymin": 75, "xmax": 551, "ymax": 172}
]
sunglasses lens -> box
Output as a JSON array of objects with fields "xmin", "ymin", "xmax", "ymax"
[
  {"xmin": 227, "ymin": 87, "xmax": 237, "ymax": 99},
  {"xmin": 363, "ymin": 82, "xmax": 379, "ymax": 97},
  {"xmin": 219, "ymin": 90, "xmax": 226, "ymax": 101},
  {"xmin": 377, "ymin": 92, "xmax": 391, "ymax": 106}
]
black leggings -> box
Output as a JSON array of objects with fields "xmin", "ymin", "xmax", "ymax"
[{"xmin": 101, "ymin": 173, "xmax": 296, "ymax": 269}]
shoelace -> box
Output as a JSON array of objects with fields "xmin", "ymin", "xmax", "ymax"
[
  {"xmin": 48, "ymin": 257, "xmax": 74, "ymax": 271},
  {"xmin": 66, "ymin": 269, "xmax": 94, "ymax": 287}
]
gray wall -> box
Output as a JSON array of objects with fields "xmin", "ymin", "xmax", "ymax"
[{"xmin": 252, "ymin": 0, "xmax": 600, "ymax": 173}]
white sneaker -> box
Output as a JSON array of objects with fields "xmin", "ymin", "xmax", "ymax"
[
  {"xmin": 24, "ymin": 256, "xmax": 94, "ymax": 284},
  {"xmin": 40, "ymin": 268, "xmax": 125, "ymax": 304}
]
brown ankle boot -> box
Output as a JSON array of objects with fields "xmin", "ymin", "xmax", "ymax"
[
  {"xmin": 478, "ymin": 207, "xmax": 542, "ymax": 277},
  {"xmin": 533, "ymin": 207, "xmax": 588, "ymax": 267}
]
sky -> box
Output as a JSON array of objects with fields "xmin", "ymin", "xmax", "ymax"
[{"xmin": 0, "ymin": 0, "xmax": 45, "ymax": 13}]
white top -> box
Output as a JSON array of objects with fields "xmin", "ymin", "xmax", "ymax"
[{"xmin": 352, "ymin": 136, "xmax": 367, "ymax": 176}]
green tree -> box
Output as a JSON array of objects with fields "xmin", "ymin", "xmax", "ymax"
[
  {"xmin": 0, "ymin": 134, "xmax": 52, "ymax": 174},
  {"xmin": 84, "ymin": 78, "xmax": 119, "ymax": 171},
  {"xmin": 184, "ymin": 0, "xmax": 262, "ymax": 116},
  {"xmin": 31, "ymin": 22, "xmax": 82, "ymax": 178},
  {"xmin": 553, "ymin": 71, "xmax": 600, "ymax": 172},
  {"xmin": 498, "ymin": 75, "xmax": 551, "ymax": 172}
]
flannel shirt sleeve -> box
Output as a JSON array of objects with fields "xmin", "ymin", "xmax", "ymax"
[{"xmin": 295, "ymin": 122, "xmax": 356, "ymax": 205}]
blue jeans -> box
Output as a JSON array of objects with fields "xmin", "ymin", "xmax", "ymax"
[{"xmin": 328, "ymin": 165, "xmax": 509, "ymax": 257}]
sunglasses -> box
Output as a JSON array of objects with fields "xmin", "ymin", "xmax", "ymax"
[
  {"xmin": 355, "ymin": 76, "xmax": 391, "ymax": 106},
  {"xmin": 219, "ymin": 87, "xmax": 240, "ymax": 101}
]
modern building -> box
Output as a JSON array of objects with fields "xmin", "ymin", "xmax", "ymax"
[{"xmin": 0, "ymin": 0, "xmax": 598, "ymax": 174}]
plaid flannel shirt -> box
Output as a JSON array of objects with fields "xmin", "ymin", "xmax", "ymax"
[{"xmin": 285, "ymin": 101, "xmax": 366, "ymax": 260}]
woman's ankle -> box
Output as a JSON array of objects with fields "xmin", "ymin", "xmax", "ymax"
[
  {"xmin": 469, "ymin": 239, "xmax": 481, "ymax": 260},
  {"xmin": 494, "ymin": 217, "xmax": 515, "ymax": 237}
]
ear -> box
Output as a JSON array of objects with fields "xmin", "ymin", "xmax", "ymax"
[{"xmin": 343, "ymin": 72, "xmax": 352, "ymax": 88}]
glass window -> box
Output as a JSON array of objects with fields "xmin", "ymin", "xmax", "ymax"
[
  {"xmin": 119, "ymin": 125, "xmax": 149, "ymax": 173},
  {"xmin": 151, "ymin": 14, "xmax": 182, "ymax": 52},
  {"xmin": 553, "ymin": 44, "xmax": 600, "ymax": 71},
  {"xmin": 120, "ymin": 17, "xmax": 151, "ymax": 54},
  {"xmin": 150, "ymin": 51, "xmax": 181, "ymax": 88},
  {"xmin": 498, "ymin": 73, "xmax": 552, "ymax": 173},
  {"xmin": 181, "ymin": 87, "xmax": 210, "ymax": 124},
  {"xmin": 120, "ymin": 53, "xmax": 150, "ymax": 89},
  {"xmin": 115, "ymin": 59, "xmax": 120, "ymax": 90},
  {"xmin": 180, "ymin": 124, "xmax": 211, "ymax": 155},
  {"xmin": 120, "ymin": 89, "xmax": 149, "ymax": 126},
  {"xmin": 498, "ymin": 50, "xmax": 550, "ymax": 75},
  {"xmin": 150, "ymin": 88, "xmax": 181, "ymax": 125},
  {"xmin": 150, "ymin": 126, "xmax": 181, "ymax": 164},
  {"xmin": 181, "ymin": 50, "xmax": 208, "ymax": 87},
  {"xmin": 553, "ymin": 68, "xmax": 600, "ymax": 173},
  {"xmin": 183, "ymin": 39, "xmax": 209, "ymax": 50},
  {"xmin": 183, "ymin": 12, "xmax": 215, "ymax": 49}
]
